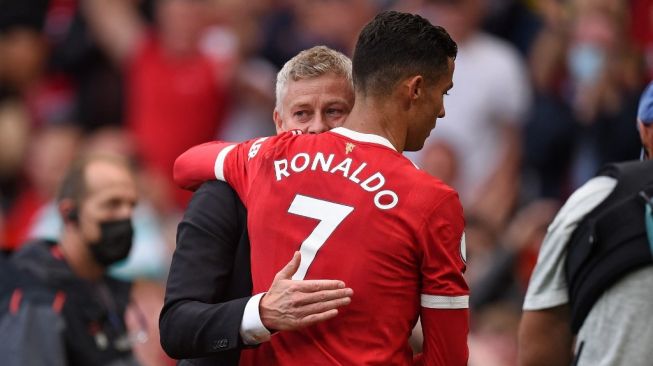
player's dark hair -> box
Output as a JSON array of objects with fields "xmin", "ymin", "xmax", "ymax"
[{"xmin": 353, "ymin": 11, "xmax": 457, "ymax": 96}]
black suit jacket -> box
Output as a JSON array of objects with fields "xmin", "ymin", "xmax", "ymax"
[{"xmin": 160, "ymin": 181, "xmax": 253, "ymax": 366}]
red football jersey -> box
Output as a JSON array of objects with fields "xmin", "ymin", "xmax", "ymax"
[{"xmin": 175, "ymin": 127, "xmax": 469, "ymax": 365}]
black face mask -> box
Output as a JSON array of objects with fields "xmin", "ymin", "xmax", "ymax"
[{"xmin": 88, "ymin": 219, "xmax": 134, "ymax": 267}]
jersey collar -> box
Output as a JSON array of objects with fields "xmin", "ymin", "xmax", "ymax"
[{"xmin": 330, "ymin": 127, "xmax": 397, "ymax": 152}]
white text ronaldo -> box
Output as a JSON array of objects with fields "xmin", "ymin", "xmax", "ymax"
[{"xmin": 273, "ymin": 152, "xmax": 398, "ymax": 210}]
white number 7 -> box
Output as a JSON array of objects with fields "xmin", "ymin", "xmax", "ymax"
[{"xmin": 287, "ymin": 194, "xmax": 354, "ymax": 280}]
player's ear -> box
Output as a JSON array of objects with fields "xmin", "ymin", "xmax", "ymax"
[
  {"xmin": 273, "ymin": 109, "xmax": 284, "ymax": 134},
  {"xmin": 406, "ymin": 75, "xmax": 424, "ymax": 102}
]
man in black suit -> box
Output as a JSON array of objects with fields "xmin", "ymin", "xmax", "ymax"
[{"xmin": 160, "ymin": 46, "xmax": 356, "ymax": 365}]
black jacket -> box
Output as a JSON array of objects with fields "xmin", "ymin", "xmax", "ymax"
[
  {"xmin": 0, "ymin": 239, "xmax": 136, "ymax": 366},
  {"xmin": 160, "ymin": 181, "xmax": 253, "ymax": 366}
]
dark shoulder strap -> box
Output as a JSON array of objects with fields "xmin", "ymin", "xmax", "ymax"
[
  {"xmin": 566, "ymin": 159, "xmax": 653, "ymax": 333},
  {"xmin": 597, "ymin": 159, "xmax": 653, "ymax": 193}
]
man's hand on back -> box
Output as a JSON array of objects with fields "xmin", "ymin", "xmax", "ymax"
[{"xmin": 259, "ymin": 252, "xmax": 353, "ymax": 331}]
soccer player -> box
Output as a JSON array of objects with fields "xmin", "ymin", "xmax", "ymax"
[{"xmin": 174, "ymin": 11, "xmax": 468, "ymax": 365}]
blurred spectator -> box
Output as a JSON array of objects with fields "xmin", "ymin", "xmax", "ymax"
[
  {"xmin": 292, "ymin": 0, "xmax": 379, "ymax": 53},
  {"xmin": 403, "ymin": 0, "xmax": 531, "ymax": 231},
  {"xmin": 0, "ymin": 0, "xmax": 49, "ymax": 99},
  {"xmin": 420, "ymin": 141, "xmax": 459, "ymax": 188},
  {"xmin": 48, "ymin": 8, "xmax": 126, "ymax": 132},
  {"xmin": 82, "ymin": 0, "xmax": 238, "ymax": 209},
  {"xmin": 1, "ymin": 124, "xmax": 81, "ymax": 251},
  {"xmin": 468, "ymin": 302, "xmax": 521, "ymax": 366},
  {"xmin": 629, "ymin": 0, "xmax": 653, "ymax": 79},
  {"xmin": 481, "ymin": 0, "xmax": 542, "ymax": 55},
  {"xmin": 462, "ymin": 214, "xmax": 499, "ymax": 292},
  {"xmin": 469, "ymin": 199, "xmax": 559, "ymax": 312},
  {"xmin": 0, "ymin": 0, "xmax": 77, "ymax": 128},
  {"xmin": 218, "ymin": 58, "xmax": 278, "ymax": 141},
  {"xmin": 0, "ymin": 0, "xmax": 81, "ymax": 242},
  {"xmin": 259, "ymin": 0, "xmax": 380, "ymax": 68},
  {"xmin": 0, "ymin": 100, "xmax": 31, "ymax": 209},
  {"xmin": 525, "ymin": 0, "xmax": 644, "ymax": 199},
  {"xmin": 205, "ymin": 1, "xmax": 280, "ymax": 142},
  {"xmin": 0, "ymin": 154, "xmax": 142, "ymax": 365},
  {"xmin": 0, "ymin": 200, "xmax": 4, "ymax": 254},
  {"xmin": 466, "ymin": 199, "xmax": 558, "ymax": 366}
]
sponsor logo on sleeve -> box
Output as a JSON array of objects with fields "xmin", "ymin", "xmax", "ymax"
[{"xmin": 248, "ymin": 137, "xmax": 269, "ymax": 160}]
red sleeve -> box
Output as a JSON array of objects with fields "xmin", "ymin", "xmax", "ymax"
[
  {"xmin": 418, "ymin": 191, "xmax": 469, "ymax": 365},
  {"xmin": 173, "ymin": 136, "xmax": 272, "ymax": 194},
  {"xmin": 421, "ymin": 308, "xmax": 469, "ymax": 365},
  {"xmin": 174, "ymin": 141, "xmax": 229, "ymax": 191},
  {"xmin": 173, "ymin": 133, "xmax": 298, "ymax": 202}
]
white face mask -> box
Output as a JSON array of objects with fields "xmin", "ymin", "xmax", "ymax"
[{"xmin": 567, "ymin": 43, "xmax": 606, "ymax": 85}]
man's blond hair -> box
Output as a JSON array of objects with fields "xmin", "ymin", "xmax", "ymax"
[{"xmin": 275, "ymin": 46, "xmax": 353, "ymax": 112}]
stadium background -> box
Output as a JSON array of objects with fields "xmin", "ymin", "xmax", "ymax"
[{"xmin": 0, "ymin": 0, "xmax": 650, "ymax": 364}]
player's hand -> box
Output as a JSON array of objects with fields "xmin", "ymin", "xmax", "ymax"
[{"xmin": 259, "ymin": 251, "xmax": 353, "ymax": 331}]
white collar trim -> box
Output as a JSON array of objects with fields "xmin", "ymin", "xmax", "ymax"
[{"xmin": 330, "ymin": 127, "xmax": 397, "ymax": 151}]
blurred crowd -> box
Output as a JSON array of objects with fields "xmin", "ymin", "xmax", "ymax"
[{"xmin": 1, "ymin": 0, "xmax": 652, "ymax": 365}]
